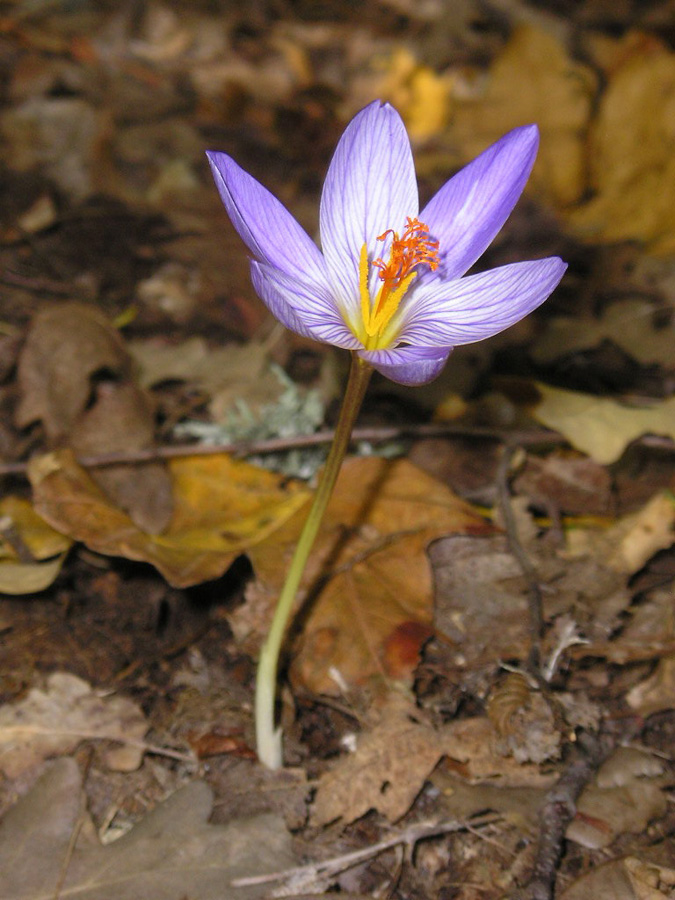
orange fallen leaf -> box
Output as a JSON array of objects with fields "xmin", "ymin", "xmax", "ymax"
[
  {"xmin": 28, "ymin": 450, "xmax": 310, "ymax": 588},
  {"xmin": 240, "ymin": 457, "xmax": 490, "ymax": 694}
]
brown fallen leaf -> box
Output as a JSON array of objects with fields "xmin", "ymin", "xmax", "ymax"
[
  {"xmin": 0, "ymin": 672, "xmax": 147, "ymax": 778},
  {"xmin": 0, "ymin": 757, "xmax": 295, "ymax": 900},
  {"xmin": 560, "ymin": 855, "xmax": 675, "ymax": 900},
  {"xmin": 566, "ymin": 492, "xmax": 675, "ymax": 574},
  {"xmin": 69, "ymin": 380, "xmax": 173, "ymax": 534},
  {"xmin": 15, "ymin": 302, "xmax": 131, "ymax": 441},
  {"xmin": 311, "ymin": 693, "xmax": 555, "ymax": 826},
  {"xmin": 29, "ymin": 449, "xmax": 310, "ymax": 588},
  {"xmin": 238, "ymin": 457, "xmax": 489, "ymax": 694},
  {"xmin": 16, "ymin": 302, "xmax": 173, "ymax": 533}
]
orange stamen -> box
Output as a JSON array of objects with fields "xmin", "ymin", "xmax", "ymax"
[
  {"xmin": 372, "ymin": 216, "xmax": 439, "ymax": 294},
  {"xmin": 356, "ymin": 217, "xmax": 439, "ymax": 350}
]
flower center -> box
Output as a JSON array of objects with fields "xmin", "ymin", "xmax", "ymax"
[{"xmin": 358, "ymin": 217, "xmax": 439, "ymax": 350}]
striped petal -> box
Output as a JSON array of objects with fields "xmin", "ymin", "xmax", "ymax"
[
  {"xmin": 319, "ymin": 101, "xmax": 418, "ymax": 321},
  {"xmin": 421, "ymin": 125, "xmax": 539, "ymax": 281},
  {"xmin": 251, "ymin": 261, "xmax": 359, "ymax": 348},
  {"xmin": 359, "ymin": 344, "xmax": 453, "ymax": 386},
  {"xmin": 207, "ymin": 151, "xmax": 329, "ymax": 287},
  {"xmin": 396, "ymin": 257, "xmax": 567, "ymax": 347}
]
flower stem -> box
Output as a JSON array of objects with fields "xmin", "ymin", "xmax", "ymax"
[{"xmin": 255, "ymin": 353, "xmax": 373, "ymax": 769}]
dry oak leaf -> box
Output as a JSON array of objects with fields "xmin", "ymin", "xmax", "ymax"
[
  {"xmin": 241, "ymin": 456, "xmax": 489, "ymax": 695},
  {"xmin": 0, "ymin": 757, "xmax": 295, "ymax": 900},
  {"xmin": 312, "ymin": 695, "xmax": 554, "ymax": 826},
  {"xmin": 28, "ymin": 450, "xmax": 310, "ymax": 588},
  {"xmin": 0, "ymin": 672, "xmax": 147, "ymax": 779}
]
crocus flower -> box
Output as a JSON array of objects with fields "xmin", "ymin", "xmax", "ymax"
[{"xmin": 207, "ymin": 101, "xmax": 565, "ymax": 387}]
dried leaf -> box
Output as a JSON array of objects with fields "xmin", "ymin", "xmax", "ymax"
[
  {"xmin": 566, "ymin": 493, "xmax": 675, "ymax": 574},
  {"xmin": 312, "ymin": 695, "xmax": 555, "ymax": 826},
  {"xmin": 0, "ymin": 496, "xmax": 71, "ymax": 561},
  {"xmin": 0, "ymin": 496, "xmax": 72, "ymax": 595},
  {"xmin": 240, "ymin": 457, "xmax": 489, "ymax": 694},
  {"xmin": 451, "ymin": 25, "xmax": 596, "ymax": 207},
  {"xmin": 626, "ymin": 656, "xmax": 675, "ymax": 717},
  {"xmin": 532, "ymin": 299, "xmax": 675, "ymax": 368},
  {"xmin": 567, "ymin": 780, "xmax": 667, "ymax": 850},
  {"xmin": 15, "ymin": 303, "xmax": 131, "ymax": 440},
  {"xmin": 0, "ymin": 758, "xmax": 295, "ymax": 900},
  {"xmin": 29, "ymin": 450, "xmax": 310, "ymax": 588},
  {"xmin": 0, "ymin": 554, "xmax": 68, "ymax": 596},
  {"xmin": 531, "ymin": 383, "xmax": 675, "ymax": 464},
  {"xmin": 311, "ymin": 693, "xmax": 444, "ymax": 825},
  {"xmin": 0, "ymin": 672, "xmax": 147, "ymax": 778},
  {"xmin": 567, "ymin": 38, "xmax": 675, "ymax": 253}
]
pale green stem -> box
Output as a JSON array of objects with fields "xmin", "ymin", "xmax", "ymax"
[{"xmin": 255, "ymin": 353, "xmax": 373, "ymax": 769}]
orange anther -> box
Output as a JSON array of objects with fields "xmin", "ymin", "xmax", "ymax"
[{"xmin": 372, "ymin": 217, "xmax": 439, "ymax": 289}]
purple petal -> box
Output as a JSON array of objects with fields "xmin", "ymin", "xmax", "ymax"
[
  {"xmin": 207, "ymin": 151, "xmax": 329, "ymax": 286},
  {"xmin": 359, "ymin": 345, "xmax": 453, "ymax": 386},
  {"xmin": 421, "ymin": 125, "xmax": 539, "ymax": 281},
  {"xmin": 319, "ymin": 101, "xmax": 418, "ymax": 320},
  {"xmin": 397, "ymin": 257, "xmax": 567, "ymax": 346},
  {"xmin": 251, "ymin": 261, "xmax": 359, "ymax": 349}
]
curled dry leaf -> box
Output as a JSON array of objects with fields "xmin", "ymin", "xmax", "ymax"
[
  {"xmin": 566, "ymin": 492, "xmax": 675, "ymax": 575},
  {"xmin": 566, "ymin": 747, "xmax": 668, "ymax": 850},
  {"xmin": 28, "ymin": 449, "xmax": 310, "ymax": 588}
]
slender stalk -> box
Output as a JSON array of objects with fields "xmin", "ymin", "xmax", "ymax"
[{"xmin": 255, "ymin": 353, "xmax": 373, "ymax": 769}]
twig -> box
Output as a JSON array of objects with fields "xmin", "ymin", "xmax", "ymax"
[
  {"xmin": 0, "ymin": 725, "xmax": 196, "ymax": 763},
  {"xmin": 230, "ymin": 816, "xmax": 497, "ymax": 888},
  {"xmin": 511, "ymin": 729, "xmax": 617, "ymax": 900},
  {"xmin": 0, "ymin": 424, "xmax": 563, "ymax": 477},
  {"xmin": 2, "ymin": 424, "xmax": 674, "ymax": 479}
]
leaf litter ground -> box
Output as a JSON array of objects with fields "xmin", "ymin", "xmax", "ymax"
[{"xmin": 1, "ymin": 1, "xmax": 675, "ymax": 899}]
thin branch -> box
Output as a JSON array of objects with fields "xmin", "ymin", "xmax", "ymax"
[
  {"xmin": 0, "ymin": 424, "xmax": 564, "ymax": 477},
  {"xmin": 230, "ymin": 815, "xmax": 497, "ymax": 888},
  {"xmin": 511, "ymin": 729, "xmax": 618, "ymax": 900}
]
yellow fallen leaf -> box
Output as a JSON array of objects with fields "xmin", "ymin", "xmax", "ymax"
[
  {"xmin": 0, "ymin": 496, "xmax": 71, "ymax": 561},
  {"xmin": 375, "ymin": 47, "xmax": 453, "ymax": 141},
  {"xmin": 0, "ymin": 496, "xmax": 72, "ymax": 595},
  {"xmin": 451, "ymin": 25, "xmax": 596, "ymax": 207},
  {"xmin": 567, "ymin": 38, "xmax": 675, "ymax": 252},
  {"xmin": 531, "ymin": 383, "xmax": 675, "ymax": 464},
  {"xmin": 0, "ymin": 555, "xmax": 68, "ymax": 596},
  {"xmin": 28, "ymin": 450, "xmax": 310, "ymax": 588}
]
